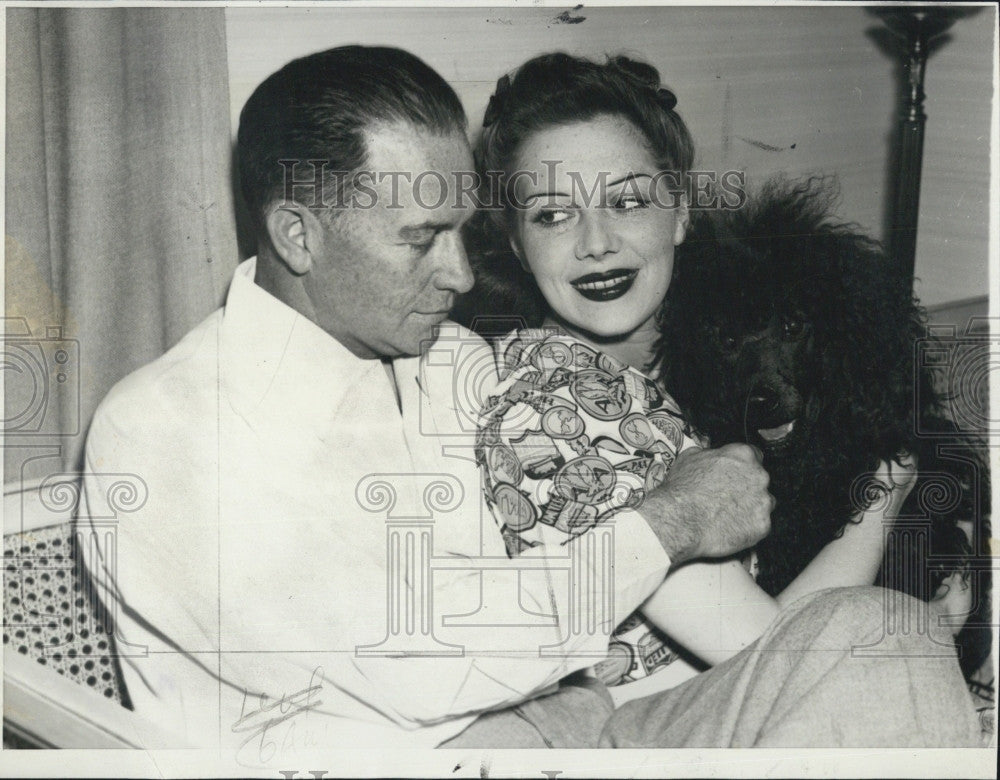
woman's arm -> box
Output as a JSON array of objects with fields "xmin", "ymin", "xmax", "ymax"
[
  {"xmin": 637, "ymin": 456, "xmax": 918, "ymax": 665},
  {"xmin": 638, "ymin": 557, "xmax": 776, "ymax": 665},
  {"xmin": 775, "ymin": 455, "xmax": 917, "ymax": 607}
]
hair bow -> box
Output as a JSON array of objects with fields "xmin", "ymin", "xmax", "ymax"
[{"xmin": 657, "ymin": 88, "xmax": 678, "ymax": 112}]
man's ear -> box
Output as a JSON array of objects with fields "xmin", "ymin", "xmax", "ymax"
[
  {"xmin": 264, "ymin": 204, "xmax": 320, "ymax": 275},
  {"xmin": 672, "ymin": 195, "xmax": 690, "ymax": 247}
]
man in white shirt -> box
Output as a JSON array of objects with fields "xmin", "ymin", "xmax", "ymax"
[{"xmin": 78, "ymin": 45, "xmax": 981, "ymax": 758}]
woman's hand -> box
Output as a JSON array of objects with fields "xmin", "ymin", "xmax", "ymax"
[
  {"xmin": 873, "ymin": 452, "xmax": 918, "ymax": 519},
  {"xmin": 928, "ymin": 570, "xmax": 974, "ymax": 639}
]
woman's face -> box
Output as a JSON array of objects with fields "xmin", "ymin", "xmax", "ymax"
[{"xmin": 509, "ymin": 114, "xmax": 687, "ymax": 346}]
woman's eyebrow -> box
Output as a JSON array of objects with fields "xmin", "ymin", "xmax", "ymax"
[
  {"xmin": 521, "ymin": 191, "xmax": 571, "ymax": 205},
  {"xmin": 607, "ymin": 172, "xmax": 653, "ymax": 188}
]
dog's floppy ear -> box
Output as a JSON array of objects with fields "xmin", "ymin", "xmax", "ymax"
[{"xmin": 816, "ymin": 229, "xmax": 918, "ymax": 457}]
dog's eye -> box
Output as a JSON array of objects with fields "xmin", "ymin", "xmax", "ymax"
[
  {"xmin": 721, "ymin": 333, "xmax": 739, "ymax": 351},
  {"xmin": 781, "ymin": 317, "xmax": 806, "ymax": 339}
]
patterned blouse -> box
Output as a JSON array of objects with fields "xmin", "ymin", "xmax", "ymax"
[{"xmin": 475, "ymin": 328, "xmax": 705, "ymax": 686}]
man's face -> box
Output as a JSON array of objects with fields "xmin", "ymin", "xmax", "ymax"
[{"xmin": 305, "ymin": 124, "xmax": 476, "ymax": 359}]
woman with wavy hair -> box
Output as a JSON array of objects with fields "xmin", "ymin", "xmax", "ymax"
[{"xmin": 458, "ymin": 52, "xmax": 918, "ymax": 705}]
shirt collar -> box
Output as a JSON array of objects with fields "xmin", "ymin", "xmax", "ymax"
[{"xmin": 219, "ymin": 257, "xmax": 392, "ymax": 428}]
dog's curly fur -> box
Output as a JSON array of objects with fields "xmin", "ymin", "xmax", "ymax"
[{"xmin": 657, "ymin": 177, "xmax": 991, "ymax": 677}]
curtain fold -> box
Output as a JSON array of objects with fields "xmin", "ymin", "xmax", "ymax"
[{"xmin": 5, "ymin": 7, "xmax": 239, "ymax": 484}]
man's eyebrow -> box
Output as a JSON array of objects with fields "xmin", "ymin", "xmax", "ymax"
[{"xmin": 398, "ymin": 221, "xmax": 451, "ymax": 239}]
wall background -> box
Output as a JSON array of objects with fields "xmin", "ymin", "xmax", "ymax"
[{"xmin": 225, "ymin": 4, "xmax": 995, "ymax": 309}]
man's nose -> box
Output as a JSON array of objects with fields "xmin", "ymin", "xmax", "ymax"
[
  {"xmin": 435, "ymin": 231, "xmax": 475, "ymax": 294},
  {"xmin": 575, "ymin": 211, "xmax": 619, "ymax": 261}
]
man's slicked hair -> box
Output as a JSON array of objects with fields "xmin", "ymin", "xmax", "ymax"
[{"xmin": 237, "ymin": 45, "xmax": 467, "ymax": 233}]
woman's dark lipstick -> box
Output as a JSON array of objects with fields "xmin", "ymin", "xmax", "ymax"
[{"xmin": 570, "ymin": 269, "xmax": 638, "ymax": 302}]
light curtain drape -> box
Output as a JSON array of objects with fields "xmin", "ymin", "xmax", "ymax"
[{"xmin": 4, "ymin": 8, "xmax": 239, "ymax": 484}]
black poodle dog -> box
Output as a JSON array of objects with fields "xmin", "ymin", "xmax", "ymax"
[{"xmin": 657, "ymin": 177, "xmax": 991, "ymax": 679}]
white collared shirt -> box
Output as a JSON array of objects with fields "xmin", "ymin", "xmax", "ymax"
[{"xmin": 78, "ymin": 258, "xmax": 670, "ymax": 758}]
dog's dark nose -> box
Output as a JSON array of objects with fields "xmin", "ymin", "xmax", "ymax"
[{"xmin": 747, "ymin": 388, "xmax": 781, "ymax": 416}]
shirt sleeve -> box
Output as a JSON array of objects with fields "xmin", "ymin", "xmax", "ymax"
[{"xmin": 77, "ymin": 399, "xmax": 221, "ymax": 747}]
